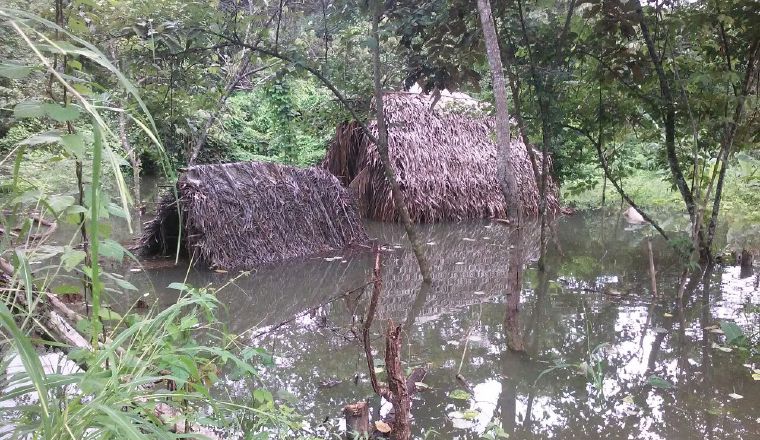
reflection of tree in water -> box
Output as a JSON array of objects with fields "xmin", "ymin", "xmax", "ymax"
[
  {"xmin": 490, "ymin": 261, "xmax": 760, "ymax": 439},
  {"xmin": 126, "ymin": 213, "xmax": 760, "ymax": 439}
]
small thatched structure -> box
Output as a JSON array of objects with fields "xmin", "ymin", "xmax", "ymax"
[
  {"xmin": 323, "ymin": 92, "xmax": 560, "ymax": 222},
  {"xmin": 139, "ymin": 161, "xmax": 369, "ymax": 270}
]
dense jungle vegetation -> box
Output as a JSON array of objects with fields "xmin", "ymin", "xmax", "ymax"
[{"xmin": 0, "ymin": 0, "xmax": 758, "ymax": 438}]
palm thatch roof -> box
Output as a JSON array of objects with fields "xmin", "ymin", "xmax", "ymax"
[
  {"xmin": 139, "ymin": 161, "xmax": 369, "ymax": 270},
  {"xmin": 323, "ymin": 91, "xmax": 560, "ymax": 222}
]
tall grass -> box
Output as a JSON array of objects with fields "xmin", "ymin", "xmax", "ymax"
[{"xmin": 0, "ymin": 7, "xmax": 304, "ymax": 439}]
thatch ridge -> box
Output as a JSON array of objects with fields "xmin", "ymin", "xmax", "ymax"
[
  {"xmin": 140, "ymin": 161, "xmax": 369, "ymax": 269},
  {"xmin": 323, "ymin": 92, "xmax": 560, "ymax": 222}
]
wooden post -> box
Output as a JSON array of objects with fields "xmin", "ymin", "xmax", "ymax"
[{"xmin": 343, "ymin": 402, "xmax": 369, "ymax": 439}]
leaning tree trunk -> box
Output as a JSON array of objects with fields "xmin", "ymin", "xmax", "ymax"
[
  {"xmin": 371, "ymin": 0, "xmax": 432, "ymax": 284},
  {"xmin": 477, "ymin": 0, "xmax": 520, "ymax": 220}
]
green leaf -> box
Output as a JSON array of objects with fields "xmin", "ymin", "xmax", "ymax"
[
  {"xmin": 14, "ymin": 101, "xmax": 47, "ymax": 118},
  {"xmin": 449, "ymin": 389, "xmax": 471, "ymax": 400},
  {"xmin": 60, "ymin": 133, "xmax": 85, "ymax": 158},
  {"xmin": 46, "ymin": 195, "xmax": 75, "ymax": 214},
  {"xmin": 72, "ymin": 83, "xmax": 93, "ymax": 95},
  {"xmin": 67, "ymin": 59, "xmax": 83, "ymax": 71},
  {"xmin": 52, "ymin": 284, "xmax": 81, "ymax": 295},
  {"xmin": 19, "ymin": 131, "xmax": 63, "ymax": 146},
  {"xmin": 43, "ymin": 103, "xmax": 80, "ymax": 123},
  {"xmin": 98, "ymin": 308, "xmax": 123, "ymax": 321},
  {"xmin": 99, "ymin": 239, "xmax": 125, "ymax": 261},
  {"xmin": 720, "ymin": 321, "xmax": 745, "ymax": 345},
  {"xmin": 167, "ymin": 282, "xmax": 190, "ymax": 291},
  {"xmin": 0, "ymin": 62, "xmax": 33, "ymax": 79},
  {"xmin": 113, "ymin": 278, "xmax": 138, "ymax": 291},
  {"xmin": 462, "ymin": 409, "xmax": 480, "ymax": 420},
  {"xmin": 647, "ymin": 375, "xmax": 673, "ymax": 389},
  {"xmin": 0, "ymin": 303, "xmax": 52, "ymax": 431},
  {"xmin": 253, "ymin": 389, "xmax": 274, "ymax": 405},
  {"xmin": 62, "ymin": 248, "xmax": 87, "ymax": 271}
]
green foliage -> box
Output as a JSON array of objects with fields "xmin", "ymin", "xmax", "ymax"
[
  {"xmin": 0, "ymin": 287, "xmax": 302, "ymax": 438},
  {"xmin": 211, "ymin": 76, "xmax": 347, "ymax": 166}
]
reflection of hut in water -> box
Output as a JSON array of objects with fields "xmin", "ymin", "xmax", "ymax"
[
  {"xmin": 323, "ymin": 92, "xmax": 560, "ymax": 222},
  {"xmin": 368, "ymin": 221, "xmax": 541, "ymax": 322},
  {"xmin": 139, "ymin": 161, "xmax": 369, "ymax": 270}
]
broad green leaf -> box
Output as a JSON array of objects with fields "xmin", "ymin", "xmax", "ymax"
[
  {"xmin": 68, "ymin": 17, "xmax": 88, "ymax": 34},
  {"xmin": 62, "ymin": 249, "xmax": 87, "ymax": 271},
  {"xmin": 113, "ymin": 278, "xmax": 137, "ymax": 291},
  {"xmin": 253, "ymin": 389, "xmax": 273, "ymax": 405},
  {"xmin": 19, "ymin": 131, "xmax": 62, "ymax": 146},
  {"xmin": 167, "ymin": 282, "xmax": 190, "ymax": 291},
  {"xmin": 72, "ymin": 83, "xmax": 93, "ymax": 95},
  {"xmin": 46, "ymin": 195, "xmax": 75, "ymax": 214},
  {"xmin": 43, "ymin": 103, "xmax": 80, "ymax": 123},
  {"xmin": 98, "ymin": 308, "xmax": 123, "ymax": 321},
  {"xmin": 66, "ymin": 59, "xmax": 83, "ymax": 71},
  {"xmin": 60, "ymin": 133, "xmax": 85, "ymax": 158},
  {"xmin": 14, "ymin": 101, "xmax": 46, "ymax": 118},
  {"xmin": 0, "ymin": 62, "xmax": 33, "ymax": 79},
  {"xmin": 720, "ymin": 321, "xmax": 745, "ymax": 345},
  {"xmin": 99, "ymin": 239, "xmax": 125, "ymax": 261}
]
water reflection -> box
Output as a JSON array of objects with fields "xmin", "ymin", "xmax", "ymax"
[{"xmin": 127, "ymin": 212, "xmax": 759, "ymax": 439}]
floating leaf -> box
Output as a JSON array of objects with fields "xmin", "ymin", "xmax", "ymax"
[
  {"xmin": 623, "ymin": 394, "xmax": 635, "ymax": 405},
  {"xmin": 711, "ymin": 342, "xmax": 732, "ymax": 352},
  {"xmin": 728, "ymin": 393, "xmax": 743, "ymax": 400},
  {"xmin": 752, "ymin": 374, "xmax": 760, "ymax": 381},
  {"xmin": 375, "ymin": 421, "xmax": 391, "ymax": 433},
  {"xmin": 647, "ymin": 375, "xmax": 673, "ymax": 389},
  {"xmin": 462, "ymin": 409, "xmax": 480, "ymax": 420},
  {"xmin": 414, "ymin": 381, "xmax": 431, "ymax": 391},
  {"xmin": 663, "ymin": 313, "xmax": 673, "ymax": 318},
  {"xmin": 449, "ymin": 389, "xmax": 471, "ymax": 400}
]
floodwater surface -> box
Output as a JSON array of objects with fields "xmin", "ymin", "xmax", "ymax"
[{"xmin": 117, "ymin": 211, "xmax": 760, "ymax": 439}]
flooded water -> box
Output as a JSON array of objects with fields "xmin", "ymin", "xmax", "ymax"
[{"xmin": 112, "ymin": 210, "xmax": 760, "ymax": 439}]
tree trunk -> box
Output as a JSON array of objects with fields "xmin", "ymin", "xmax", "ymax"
[
  {"xmin": 371, "ymin": 1, "xmax": 432, "ymax": 284},
  {"xmin": 706, "ymin": 41, "xmax": 759, "ymax": 250},
  {"xmin": 635, "ymin": 1, "xmax": 705, "ymax": 257},
  {"xmin": 476, "ymin": 0, "xmax": 520, "ymax": 220},
  {"xmin": 342, "ymin": 402, "xmax": 369, "ymax": 438},
  {"xmin": 385, "ymin": 321, "xmax": 411, "ymax": 440}
]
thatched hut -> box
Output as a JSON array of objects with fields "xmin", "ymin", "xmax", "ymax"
[
  {"xmin": 139, "ymin": 161, "xmax": 369, "ymax": 270},
  {"xmin": 323, "ymin": 91, "xmax": 560, "ymax": 222}
]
